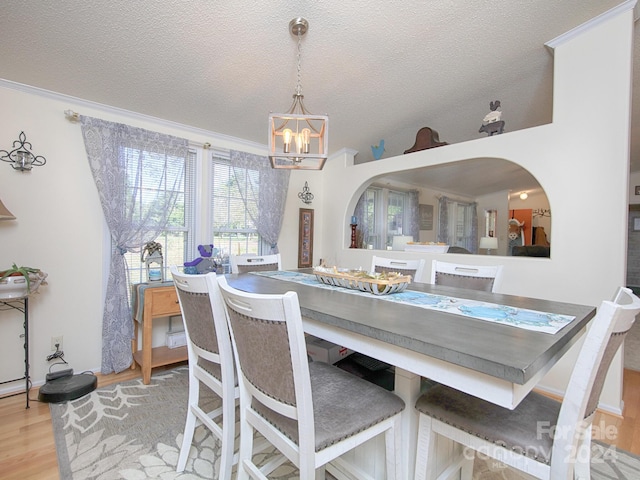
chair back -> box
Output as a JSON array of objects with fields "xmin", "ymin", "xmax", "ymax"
[
  {"xmin": 171, "ymin": 266, "xmax": 238, "ymax": 478},
  {"xmin": 371, "ymin": 256, "xmax": 426, "ymax": 283},
  {"xmin": 430, "ymin": 259, "xmax": 503, "ymax": 292},
  {"xmin": 217, "ymin": 275, "xmax": 313, "ymax": 440},
  {"xmin": 551, "ymin": 287, "xmax": 640, "ymax": 477},
  {"xmin": 230, "ymin": 253, "xmax": 282, "ymax": 274},
  {"xmin": 170, "ymin": 266, "xmax": 234, "ymax": 384}
]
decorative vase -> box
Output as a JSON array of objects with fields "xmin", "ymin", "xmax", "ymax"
[{"xmin": 0, "ymin": 270, "xmax": 48, "ymax": 300}]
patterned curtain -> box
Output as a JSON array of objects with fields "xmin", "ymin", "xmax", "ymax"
[
  {"xmin": 80, "ymin": 116, "xmax": 188, "ymax": 374},
  {"xmin": 354, "ymin": 192, "xmax": 368, "ymax": 249},
  {"xmin": 407, "ymin": 189, "xmax": 420, "ymax": 241},
  {"xmin": 437, "ymin": 196, "xmax": 450, "ymax": 244},
  {"xmin": 469, "ymin": 202, "xmax": 479, "ymax": 253},
  {"xmin": 230, "ymin": 150, "xmax": 290, "ymax": 253}
]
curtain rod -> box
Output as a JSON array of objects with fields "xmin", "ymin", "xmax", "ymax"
[
  {"xmin": 64, "ymin": 109, "xmax": 79, "ymax": 121},
  {"xmin": 63, "ymin": 109, "xmax": 212, "ymax": 149}
]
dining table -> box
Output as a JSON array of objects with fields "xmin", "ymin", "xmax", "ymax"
[{"xmin": 225, "ymin": 269, "xmax": 596, "ymax": 479}]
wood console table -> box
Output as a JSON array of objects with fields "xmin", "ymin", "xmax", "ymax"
[{"xmin": 131, "ymin": 282, "xmax": 186, "ymax": 384}]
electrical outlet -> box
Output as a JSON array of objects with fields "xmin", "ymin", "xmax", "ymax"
[{"xmin": 51, "ymin": 335, "xmax": 63, "ymax": 352}]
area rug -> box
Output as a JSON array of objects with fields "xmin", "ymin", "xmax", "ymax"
[{"xmin": 51, "ymin": 366, "xmax": 640, "ymax": 479}]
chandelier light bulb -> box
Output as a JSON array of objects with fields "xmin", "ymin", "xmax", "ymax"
[
  {"xmin": 301, "ymin": 128, "xmax": 311, "ymax": 153},
  {"xmin": 295, "ymin": 131, "xmax": 304, "ymax": 153},
  {"xmin": 282, "ymin": 129, "xmax": 293, "ymax": 153}
]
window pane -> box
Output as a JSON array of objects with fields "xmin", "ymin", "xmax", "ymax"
[
  {"xmin": 363, "ymin": 189, "xmax": 379, "ymax": 248},
  {"xmin": 387, "ymin": 190, "xmax": 405, "ymax": 247},
  {"xmin": 359, "ymin": 186, "xmax": 410, "ymax": 250},
  {"xmin": 211, "ymin": 152, "xmax": 263, "ymax": 272},
  {"xmin": 124, "ymin": 149, "xmax": 196, "ymax": 283}
]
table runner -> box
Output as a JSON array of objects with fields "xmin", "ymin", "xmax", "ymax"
[{"xmin": 252, "ymin": 270, "xmax": 575, "ymax": 334}]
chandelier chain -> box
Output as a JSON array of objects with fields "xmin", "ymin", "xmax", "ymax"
[{"xmin": 296, "ymin": 30, "xmax": 303, "ymax": 96}]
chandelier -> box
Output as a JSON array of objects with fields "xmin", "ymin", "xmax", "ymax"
[{"xmin": 268, "ymin": 18, "xmax": 328, "ymax": 170}]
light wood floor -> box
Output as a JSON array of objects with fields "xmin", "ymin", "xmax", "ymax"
[{"xmin": 1, "ymin": 367, "xmax": 640, "ymax": 480}]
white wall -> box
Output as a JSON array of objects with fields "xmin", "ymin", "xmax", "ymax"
[{"xmin": 316, "ymin": 4, "xmax": 634, "ymax": 413}]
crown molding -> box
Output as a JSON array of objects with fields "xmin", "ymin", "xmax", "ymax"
[
  {"xmin": 545, "ymin": 0, "xmax": 637, "ymax": 53},
  {"xmin": 0, "ymin": 78, "xmax": 267, "ymax": 152}
]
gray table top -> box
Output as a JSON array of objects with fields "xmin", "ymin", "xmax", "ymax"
[{"xmin": 225, "ymin": 271, "xmax": 596, "ymax": 385}]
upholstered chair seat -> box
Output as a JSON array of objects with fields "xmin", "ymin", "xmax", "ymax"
[
  {"xmin": 253, "ymin": 361, "xmax": 405, "ymax": 452},
  {"xmin": 416, "ymin": 385, "xmax": 559, "ymax": 465}
]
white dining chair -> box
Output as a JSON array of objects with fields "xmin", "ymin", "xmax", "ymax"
[
  {"xmin": 413, "ymin": 286, "xmax": 640, "ymax": 480},
  {"xmin": 371, "ymin": 255, "xmax": 426, "ymax": 283},
  {"xmin": 230, "ymin": 253, "xmax": 281, "ymax": 274},
  {"xmin": 217, "ymin": 275, "xmax": 406, "ymax": 480},
  {"xmin": 170, "ymin": 266, "xmax": 238, "ymax": 479},
  {"xmin": 430, "ymin": 259, "xmax": 503, "ymax": 292}
]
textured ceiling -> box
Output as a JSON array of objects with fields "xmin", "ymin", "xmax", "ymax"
[{"xmin": 0, "ymin": 1, "xmax": 637, "ymax": 195}]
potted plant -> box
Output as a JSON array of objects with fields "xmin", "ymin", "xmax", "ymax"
[{"xmin": 0, "ymin": 263, "xmax": 48, "ymax": 299}]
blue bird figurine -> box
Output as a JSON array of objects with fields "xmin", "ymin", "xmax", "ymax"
[{"xmin": 371, "ymin": 140, "xmax": 385, "ymax": 160}]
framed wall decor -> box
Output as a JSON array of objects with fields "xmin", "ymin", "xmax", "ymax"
[
  {"xmin": 298, "ymin": 208, "xmax": 314, "ymax": 268},
  {"xmin": 419, "ymin": 204, "xmax": 434, "ymax": 230}
]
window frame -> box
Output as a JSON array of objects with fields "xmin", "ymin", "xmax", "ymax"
[
  {"xmin": 123, "ymin": 148, "xmax": 198, "ymax": 284},
  {"xmin": 361, "ymin": 185, "xmax": 412, "ymax": 250},
  {"xmin": 209, "ymin": 149, "xmax": 266, "ymax": 273}
]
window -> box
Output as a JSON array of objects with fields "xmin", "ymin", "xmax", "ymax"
[
  {"xmin": 124, "ymin": 149, "xmax": 197, "ymax": 284},
  {"xmin": 359, "ymin": 186, "xmax": 412, "ymax": 249},
  {"xmin": 210, "ymin": 151, "xmax": 266, "ymax": 272},
  {"xmin": 438, "ymin": 199, "xmax": 477, "ymax": 253}
]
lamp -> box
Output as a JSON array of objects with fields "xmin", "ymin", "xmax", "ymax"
[
  {"xmin": 0, "ymin": 132, "xmax": 47, "ymax": 171},
  {"xmin": 479, "ymin": 236, "xmax": 498, "ymax": 255},
  {"xmin": 519, "ymin": 191, "xmax": 528, "ymax": 200},
  {"xmin": 268, "ymin": 18, "xmax": 328, "ymax": 170},
  {"xmin": 0, "ymin": 198, "xmax": 16, "ymax": 220},
  {"xmin": 142, "ymin": 241, "xmax": 164, "ymax": 282}
]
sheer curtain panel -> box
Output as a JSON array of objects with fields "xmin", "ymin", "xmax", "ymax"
[
  {"xmin": 80, "ymin": 116, "xmax": 188, "ymax": 374},
  {"xmin": 229, "ymin": 150, "xmax": 290, "ymax": 253}
]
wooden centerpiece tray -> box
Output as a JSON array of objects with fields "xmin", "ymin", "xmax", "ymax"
[{"xmin": 313, "ymin": 266, "xmax": 411, "ymax": 295}]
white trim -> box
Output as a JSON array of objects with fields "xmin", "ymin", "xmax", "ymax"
[
  {"xmin": 533, "ymin": 384, "xmax": 624, "ymax": 416},
  {"xmin": 331, "ymin": 147, "xmax": 359, "ymax": 159},
  {"xmin": 545, "ymin": 0, "xmax": 637, "ymax": 51},
  {"xmin": 0, "ymin": 78, "xmax": 266, "ymax": 152}
]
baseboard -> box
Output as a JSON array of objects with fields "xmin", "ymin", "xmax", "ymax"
[
  {"xmin": 0, "ymin": 367, "xmax": 102, "ymax": 397},
  {"xmin": 534, "ymin": 385, "xmax": 624, "ymax": 416}
]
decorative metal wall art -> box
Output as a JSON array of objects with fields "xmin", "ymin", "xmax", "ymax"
[
  {"xmin": 0, "ymin": 132, "xmax": 47, "ymax": 171},
  {"xmin": 298, "ymin": 181, "xmax": 314, "ymax": 204}
]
